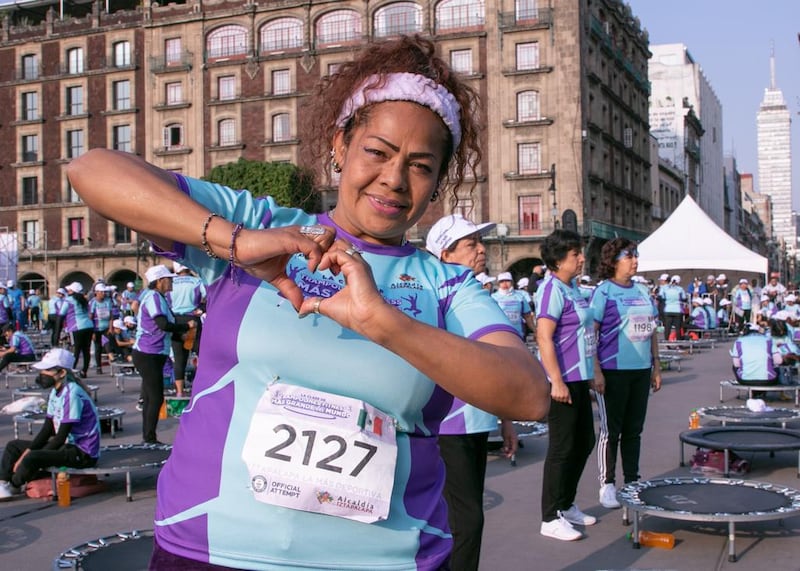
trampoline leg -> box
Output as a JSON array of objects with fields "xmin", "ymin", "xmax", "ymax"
[
  {"xmin": 510, "ymin": 453, "xmax": 516, "ymax": 467},
  {"xmin": 724, "ymin": 449, "xmax": 730, "ymax": 477},
  {"xmin": 622, "ymin": 506, "xmax": 630, "ymax": 526},
  {"xmin": 632, "ymin": 513, "xmax": 640, "ymax": 549},
  {"xmin": 126, "ymin": 471, "xmax": 132, "ymax": 502},
  {"xmin": 679, "ymin": 440, "xmax": 685, "ymax": 467},
  {"xmin": 728, "ymin": 521, "xmax": 737, "ymax": 562},
  {"xmin": 797, "ymin": 451, "xmax": 799, "ymax": 478}
]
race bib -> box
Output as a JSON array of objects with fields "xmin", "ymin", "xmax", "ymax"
[
  {"xmin": 242, "ymin": 384, "xmax": 397, "ymax": 524},
  {"xmin": 627, "ymin": 313, "xmax": 655, "ymax": 342},
  {"xmin": 584, "ymin": 331, "xmax": 597, "ymax": 357},
  {"xmin": 96, "ymin": 307, "xmax": 110, "ymax": 319}
]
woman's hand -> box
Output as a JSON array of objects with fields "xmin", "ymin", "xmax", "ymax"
[
  {"xmin": 236, "ymin": 225, "xmax": 336, "ymax": 310},
  {"xmin": 298, "ymin": 240, "xmax": 390, "ymax": 336},
  {"xmin": 550, "ymin": 380, "xmax": 572, "ymax": 404},
  {"xmin": 500, "ymin": 419, "xmax": 519, "ymax": 459}
]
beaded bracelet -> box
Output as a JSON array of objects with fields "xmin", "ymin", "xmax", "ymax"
[
  {"xmin": 229, "ymin": 223, "xmax": 244, "ymax": 284},
  {"xmin": 201, "ymin": 212, "xmax": 222, "ymax": 259}
]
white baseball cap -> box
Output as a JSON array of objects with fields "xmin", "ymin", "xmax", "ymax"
[
  {"xmin": 67, "ymin": 282, "xmax": 84, "ymax": 293},
  {"xmin": 719, "ymin": 299, "xmax": 731, "ymax": 306},
  {"xmin": 123, "ymin": 315, "xmax": 137, "ymax": 326},
  {"xmin": 94, "ymin": 283, "xmax": 106, "ymax": 292},
  {"xmin": 145, "ymin": 265, "xmax": 176, "ymax": 284},
  {"xmin": 739, "ymin": 278, "xmax": 749, "ymax": 284},
  {"xmin": 717, "ymin": 273, "xmax": 727, "ymax": 280},
  {"xmin": 33, "ymin": 348, "xmax": 75, "ymax": 370},
  {"xmin": 173, "ymin": 262, "xmax": 187, "ymax": 273},
  {"xmin": 425, "ymin": 215, "xmax": 496, "ymax": 259},
  {"xmin": 659, "ymin": 273, "xmax": 669, "ymax": 281},
  {"xmin": 692, "ymin": 297, "xmax": 702, "ymax": 305},
  {"xmin": 497, "ymin": 272, "xmax": 513, "ymax": 282},
  {"xmin": 670, "ymin": 275, "xmax": 681, "ymax": 283},
  {"xmin": 706, "ymin": 275, "xmax": 715, "ymax": 281},
  {"xmin": 126, "ymin": 282, "xmax": 135, "ymax": 288},
  {"xmin": 56, "ymin": 288, "xmax": 67, "ymax": 295},
  {"xmin": 702, "ymin": 297, "xmax": 713, "ymax": 305},
  {"xmin": 786, "ymin": 294, "xmax": 797, "ymax": 303},
  {"xmin": 580, "ymin": 275, "xmax": 592, "ymax": 283},
  {"xmin": 6, "ymin": 279, "xmax": 14, "ymax": 287},
  {"xmin": 28, "ymin": 289, "xmax": 35, "ymax": 295},
  {"xmin": 112, "ymin": 319, "xmax": 124, "ymax": 329},
  {"xmin": 475, "ymin": 272, "xmax": 496, "ymax": 286},
  {"xmin": 517, "ymin": 277, "xmax": 529, "ymax": 288}
]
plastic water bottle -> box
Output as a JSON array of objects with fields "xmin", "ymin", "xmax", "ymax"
[
  {"xmin": 627, "ymin": 530, "xmax": 675, "ymax": 549},
  {"xmin": 689, "ymin": 409, "xmax": 700, "ymax": 429},
  {"xmin": 56, "ymin": 469, "xmax": 71, "ymax": 507}
]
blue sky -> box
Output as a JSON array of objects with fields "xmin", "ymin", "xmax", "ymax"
[{"xmin": 628, "ymin": 0, "xmax": 800, "ymax": 200}]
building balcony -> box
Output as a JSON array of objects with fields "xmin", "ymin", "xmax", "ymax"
[
  {"xmin": 501, "ymin": 65, "xmax": 553, "ymax": 77},
  {"xmin": 503, "ymin": 170, "xmax": 553, "ymax": 181},
  {"xmin": 498, "ymin": 8, "xmax": 553, "ymax": 31},
  {"xmin": 209, "ymin": 141, "xmax": 245, "ymax": 152},
  {"xmin": 153, "ymin": 145, "xmax": 192, "ymax": 156},
  {"xmin": 502, "ymin": 117, "xmax": 554, "ymax": 128},
  {"xmin": 149, "ymin": 52, "xmax": 193, "ymax": 74},
  {"xmin": 154, "ymin": 101, "xmax": 191, "ymax": 111}
]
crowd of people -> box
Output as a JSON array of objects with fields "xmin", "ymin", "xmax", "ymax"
[{"xmin": 0, "ymin": 32, "xmax": 794, "ymax": 569}]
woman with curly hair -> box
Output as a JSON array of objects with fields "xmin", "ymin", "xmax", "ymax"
[
  {"xmin": 590, "ymin": 238, "xmax": 661, "ymax": 510},
  {"xmin": 67, "ymin": 35, "xmax": 549, "ymax": 570}
]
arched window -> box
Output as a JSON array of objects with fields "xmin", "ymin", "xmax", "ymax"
[
  {"xmin": 260, "ymin": 17, "xmax": 303, "ymax": 52},
  {"xmin": 218, "ymin": 119, "xmax": 236, "ymax": 146},
  {"xmin": 316, "ymin": 10, "xmax": 362, "ymax": 45},
  {"xmin": 273, "ymin": 113, "xmax": 290, "ymax": 142},
  {"xmin": 517, "ymin": 90, "xmax": 540, "ymax": 122},
  {"xmin": 163, "ymin": 123, "xmax": 183, "ymax": 150},
  {"xmin": 374, "ymin": 2, "xmax": 422, "ymax": 38},
  {"xmin": 435, "ymin": 0, "xmax": 484, "ymax": 31},
  {"xmin": 207, "ymin": 25, "xmax": 248, "ymax": 60}
]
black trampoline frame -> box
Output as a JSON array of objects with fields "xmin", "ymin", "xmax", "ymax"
[
  {"xmin": 49, "ymin": 444, "xmax": 171, "ymax": 502},
  {"xmin": 679, "ymin": 426, "xmax": 800, "ymax": 477},
  {"xmin": 697, "ymin": 405, "xmax": 800, "ymax": 429},
  {"xmin": 51, "ymin": 529, "xmax": 153, "ymax": 570},
  {"xmin": 619, "ymin": 477, "xmax": 800, "ymax": 562}
]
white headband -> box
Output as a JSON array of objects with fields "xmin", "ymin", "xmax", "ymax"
[{"xmin": 336, "ymin": 72, "xmax": 462, "ymax": 149}]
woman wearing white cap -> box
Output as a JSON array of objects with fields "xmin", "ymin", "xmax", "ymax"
[
  {"xmin": 133, "ymin": 265, "xmax": 196, "ymax": 445},
  {"xmin": 718, "ymin": 299, "xmax": 732, "ymax": 330},
  {"xmin": 0, "ymin": 348, "xmax": 100, "ymax": 500},
  {"xmin": 89, "ymin": 284, "xmax": 114, "ymax": 374},
  {"xmin": 67, "ymin": 36, "xmax": 549, "ymax": 569},
  {"xmin": 425, "ymin": 214, "xmax": 519, "ymax": 571},
  {"xmin": 657, "ymin": 275, "xmax": 687, "ymax": 340},
  {"xmin": 47, "ymin": 288, "xmax": 67, "ymax": 347},
  {"xmin": 732, "ymin": 278, "xmax": 754, "ymax": 333},
  {"xmin": 26, "ymin": 288, "xmax": 42, "ymax": 332},
  {"xmin": 59, "ymin": 282, "xmax": 93, "ymax": 378}
]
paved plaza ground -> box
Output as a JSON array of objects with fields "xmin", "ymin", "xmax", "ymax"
[{"xmin": 2, "ymin": 339, "xmax": 800, "ymax": 570}]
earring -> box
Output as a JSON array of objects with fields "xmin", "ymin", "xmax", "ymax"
[
  {"xmin": 330, "ymin": 149, "xmax": 342, "ymax": 174},
  {"xmin": 430, "ymin": 190, "xmax": 440, "ymax": 203}
]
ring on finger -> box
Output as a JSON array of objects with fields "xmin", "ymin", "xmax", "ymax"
[
  {"xmin": 300, "ymin": 225, "xmax": 327, "ymax": 237},
  {"xmin": 313, "ymin": 298, "xmax": 322, "ymax": 314},
  {"xmin": 344, "ymin": 246, "xmax": 362, "ymax": 257}
]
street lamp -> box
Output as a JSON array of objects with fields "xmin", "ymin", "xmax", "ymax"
[
  {"xmin": 496, "ymin": 223, "xmax": 509, "ymax": 266},
  {"xmin": 549, "ymin": 163, "xmax": 558, "ymax": 229}
]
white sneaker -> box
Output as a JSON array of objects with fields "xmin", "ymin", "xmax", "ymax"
[
  {"xmin": 559, "ymin": 504, "xmax": 597, "ymax": 526},
  {"xmin": 0, "ymin": 481, "xmax": 20, "ymax": 501},
  {"xmin": 599, "ymin": 483, "xmax": 621, "ymax": 509},
  {"xmin": 540, "ymin": 516, "xmax": 583, "ymax": 541}
]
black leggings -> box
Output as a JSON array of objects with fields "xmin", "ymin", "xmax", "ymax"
[
  {"xmin": 71, "ymin": 328, "xmax": 93, "ymax": 374},
  {"xmin": 170, "ymin": 314, "xmax": 199, "ymax": 381},
  {"xmin": 0, "ymin": 440, "xmax": 96, "ymax": 487},
  {"xmin": 0, "ymin": 352, "xmax": 35, "ymax": 373},
  {"xmin": 132, "ymin": 349, "xmax": 167, "ymax": 443}
]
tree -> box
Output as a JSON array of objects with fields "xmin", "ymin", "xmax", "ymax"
[{"xmin": 204, "ymin": 158, "xmax": 320, "ymax": 212}]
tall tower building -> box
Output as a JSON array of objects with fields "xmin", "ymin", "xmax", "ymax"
[{"xmin": 757, "ymin": 49, "xmax": 794, "ymax": 255}]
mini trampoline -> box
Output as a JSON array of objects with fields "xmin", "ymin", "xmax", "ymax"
[
  {"xmin": 14, "ymin": 407, "xmax": 122, "ymax": 439},
  {"xmin": 51, "ymin": 444, "xmax": 171, "ymax": 501},
  {"xmin": 52, "ymin": 529, "xmax": 153, "ymax": 570},
  {"xmin": 679, "ymin": 426, "xmax": 800, "ymax": 477},
  {"xmin": 697, "ymin": 405, "xmax": 800, "ymax": 429},
  {"xmin": 618, "ymin": 477, "xmax": 800, "ymax": 562},
  {"xmin": 488, "ymin": 421, "xmax": 548, "ymax": 466}
]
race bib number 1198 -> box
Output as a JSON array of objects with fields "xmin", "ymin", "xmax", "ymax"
[{"xmin": 242, "ymin": 384, "xmax": 397, "ymax": 524}]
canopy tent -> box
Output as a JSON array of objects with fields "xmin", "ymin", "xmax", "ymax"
[{"xmin": 637, "ymin": 195, "xmax": 768, "ymax": 280}]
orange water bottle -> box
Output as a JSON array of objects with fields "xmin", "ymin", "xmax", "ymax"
[
  {"xmin": 689, "ymin": 409, "xmax": 700, "ymax": 429},
  {"xmin": 628, "ymin": 530, "xmax": 675, "ymax": 549},
  {"xmin": 56, "ymin": 469, "xmax": 71, "ymax": 507}
]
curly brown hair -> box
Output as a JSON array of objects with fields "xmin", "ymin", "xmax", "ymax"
[
  {"xmin": 597, "ymin": 238, "xmax": 637, "ymax": 280},
  {"xmin": 299, "ymin": 35, "xmax": 482, "ymax": 207}
]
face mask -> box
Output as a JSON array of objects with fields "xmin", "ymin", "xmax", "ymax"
[{"xmin": 35, "ymin": 373, "xmax": 57, "ymax": 389}]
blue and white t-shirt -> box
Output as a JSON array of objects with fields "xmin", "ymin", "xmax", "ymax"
[
  {"xmin": 8, "ymin": 331, "xmax": 35, "ymax": 357},
  {"xmin": 730, "ymin": 334, "xmax": 779, "ymax": 382},
  {"xmin": 659, "ymin": 284, "xmax": 686, "ymax": 314},
  {"xmin": 133, "ymin": 290, "xmax": 174, "ymax": 356},
  {"xmin": 168, "ymin": 275, "xmax": 206, "ymax": 315},
  {"xmin": 535, "ymin": 274, "xmax": 595, "ymax": 382},
  {"xmin": 47, "ymin": 380, "xmax": 100, "ymax": 459},
  {"xmin": 151, "ymin": 175, "xmax": 518, "ymax": 570},
  {"xmin": 491, "ymin": 289, "xmax": 530, "ymax": 338},
  {"xmin": 89, "ymin": 297, "xmax": 114, "ymax": 331},
  {"xmin": 60, "ymin": 295, "xmax": 93, "ymax": 332},
  {"xmin": 591, "ymin": 280, "xmax": 657, "ymax": 371}
]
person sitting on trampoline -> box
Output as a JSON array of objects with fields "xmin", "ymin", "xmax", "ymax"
[
  {"xmin": 0, "ymin": 324, "xmax": 36, "ymax": 374},
  {"xmin": 730, "ymin": 323, "xmax": 782, "ymax": 387},
  {"xmin": 0, "ymin": 348, "xmax": 100, "ymax": 500}
]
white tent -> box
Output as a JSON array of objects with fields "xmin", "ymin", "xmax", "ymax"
[{"xmin": 637, "ymin": 195, "xmax": 768, "ymax": 278}]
